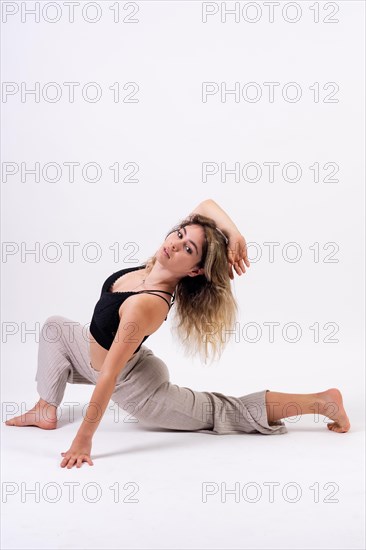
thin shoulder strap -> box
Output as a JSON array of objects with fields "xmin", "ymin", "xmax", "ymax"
[
  {"xmin": 136, "ymin": 290, "xmax": 176, "ymax": 320},
  {"xmin": 136, "ymin": 290, "xmax": 172, "ymax": 308},
  {"xmin": 137, "ymin": 290, "xmax": 174, "ymax": 297}
]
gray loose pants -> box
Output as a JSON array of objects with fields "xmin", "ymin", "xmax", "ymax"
[{"xmin": 35, "ymin": 315, "xmax": 288, "ymax": 436}]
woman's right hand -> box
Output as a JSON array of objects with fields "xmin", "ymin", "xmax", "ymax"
[
  {"xmin": 227, "ymin": 232, "xmax": 250, "ymax": 280},
  {"xmin": 60, "ymin": 435, "xmax": 94, "ymax": 469}
]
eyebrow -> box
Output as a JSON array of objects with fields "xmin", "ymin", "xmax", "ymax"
[{"xmin": 181, "ymin": 226, "xmax": 199, "ymax": 255}]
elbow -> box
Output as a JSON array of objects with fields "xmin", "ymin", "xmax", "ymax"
[
  {"xmin": 96, "ymin": 368, "xmax": 119, "ymax": 387},
  {"xmin": 199, "ymin": 198, "xmax": 214, "ymax": 210}
]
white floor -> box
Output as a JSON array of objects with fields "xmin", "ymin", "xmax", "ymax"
[{"xmin": 2, "ymin": 392, "xmax": 365, "ymax": 550}]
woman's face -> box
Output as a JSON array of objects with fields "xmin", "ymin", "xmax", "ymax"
[{"xmin": 159, "ymin": 224, "xmax": 205, "ymax": 275}]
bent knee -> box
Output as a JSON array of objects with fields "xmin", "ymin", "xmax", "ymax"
[
  {"xmin": 141, "ymin": 353, "xmax": 170, "ymax": 384},
  {"xmin": 42, "ymin": 315, "xmax": 71, "ymax": 340},
  {"xmin": 43, "ymin": 314, "xmax": 67, "ymax": 326}
]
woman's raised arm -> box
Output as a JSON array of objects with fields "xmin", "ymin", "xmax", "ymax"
[
  {"xmin": 190, "ymin": 198, "xmax": 250, "ymax": 278},
  {"xmin": 190, "ymin": 198, "xmax": 240, "ymax": 236}
]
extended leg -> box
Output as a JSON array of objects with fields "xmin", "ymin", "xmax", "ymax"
[
  {"xmin": 111, "ymin": 349, "xmax": 288, "ymax": 436},
  {"xmin": 137, "ymin": 384, "xmax": 289, "ymax": 435}
]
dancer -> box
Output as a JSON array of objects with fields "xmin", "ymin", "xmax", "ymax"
[{"xmin": 5, "ymin": 199, "xmax": 350, "ymax": 468}]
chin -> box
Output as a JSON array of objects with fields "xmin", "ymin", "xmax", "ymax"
[
  {"xmin": 161, "ymin": 247, "xmax": 170, "ymax": 261},
  {"xmin": 155, "ymin": 249, "xmax": 167, "ymax": 264}
]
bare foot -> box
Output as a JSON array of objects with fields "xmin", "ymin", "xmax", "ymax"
[
  {"xmin": 5, "ymin": 399, "xmax": 57, "ymax": 430},
  {"xmin": 317, "ymin": 388, "xmax": 351, "ymax": 433}
]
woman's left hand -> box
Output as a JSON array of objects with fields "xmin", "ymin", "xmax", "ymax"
[
  {"xmin": 60, "ymin": 436, "xmax": 94, "ymax": 469},
  {"xmin": 227, "ymin": 232, "xmax": 250, "ymax": 280}
]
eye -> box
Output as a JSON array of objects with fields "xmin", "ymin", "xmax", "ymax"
[{"xmin": 177, "ymin": 230, "xmax": 192, "ymax": 254}]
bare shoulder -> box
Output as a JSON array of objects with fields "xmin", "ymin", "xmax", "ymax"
[
  {"xmin": 118, "ymin": 292, "xmax": 170, "ymax": 336},
  {"xmin": 101, "ymin": 295, "xmax": 169, "ymax": 378}
]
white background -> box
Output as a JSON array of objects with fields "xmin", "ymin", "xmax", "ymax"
[{"xmin": 1, "ymin": 1, "xmax": 365, "ymax": 549}]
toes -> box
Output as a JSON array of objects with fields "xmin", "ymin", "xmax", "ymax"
[{"xmin": 327, "ymin": 421, "xmax": 348, "ymax": 433}]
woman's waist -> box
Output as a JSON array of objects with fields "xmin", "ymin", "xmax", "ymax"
[{"xmin": 89, "ymin": 339, "xmax": 139, "ymax": 372}]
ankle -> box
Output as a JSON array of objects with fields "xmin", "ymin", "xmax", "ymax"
[
  {"xmin": 313, "ymin": 392, "xmax": 331, "ymax": 416},
  {"xmin": 38, "ymin": 398, "xmax": 57, "ymax": 409}
]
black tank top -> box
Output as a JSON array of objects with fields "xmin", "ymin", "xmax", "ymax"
[{"xmin": 90, "ymin": 264, "xmax": 175, "ymax": 353}]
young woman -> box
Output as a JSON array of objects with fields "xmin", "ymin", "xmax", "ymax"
[{"xmin": 5, "ymin": 199, "xmax": 351, "ymax": 468}]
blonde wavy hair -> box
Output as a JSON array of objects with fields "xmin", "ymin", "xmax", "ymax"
[{"xmin": 142, "ymin": 213, "xmax": 239, "ymax": 365}]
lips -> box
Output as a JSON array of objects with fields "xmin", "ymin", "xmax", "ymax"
[{"xmin": 164, "ymin": 247, "xmax": 170, "ymax": 258}]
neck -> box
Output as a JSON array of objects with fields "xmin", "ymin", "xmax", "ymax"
[{"xmin": 143, "ymin": 262, "xmax": 179, "ymax": 294}]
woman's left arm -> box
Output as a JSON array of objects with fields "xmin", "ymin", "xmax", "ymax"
[
  {"xmin": 191, "ymin": 198, "xmax": 240, "ymax": 236},
  {"xmin": 192, "ymin": 199, "xmax": 250, "ymax": 278}
]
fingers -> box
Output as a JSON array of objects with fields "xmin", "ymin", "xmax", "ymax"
[
  {"xmin": 233, "ymin": 261, "xmax": 245, "ymax": 275},
  {"xmin": 61, "ymin": 456, "xmax": 77, "ymax": 469},
  {"xmin": 60, "ymin": 454, "xmax": 93, "ymax": 469},
  {"xmin": 76, "ymin": 456, "xmax": 93, "ymax": 467},
  {"xmin": 228, "ymin": 259, "xmax": 250, "ymax": 279},
  {"xmin": 60, "ymin": 455, "xmax": 73, "ymax": 468},
  {"xmin": 228, "ymin": 253, "xmax": 250, "ymax": 273}
]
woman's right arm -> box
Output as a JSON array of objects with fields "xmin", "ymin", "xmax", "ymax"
[
  {"xmin": 78, "ymin": 296, "xmax": 166, "ymax": 439},
  {"xmin": 60, "ymin": 297, "xmax": 168, "ymax": 468}
]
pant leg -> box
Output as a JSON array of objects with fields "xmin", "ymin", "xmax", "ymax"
[
  {"xmin": 35, "ymin": 315, "xmax": 96, "ymax": 407},
  {"xmin": 110, "ymin": 346, "xmax": 288, "ymax": 436}
]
